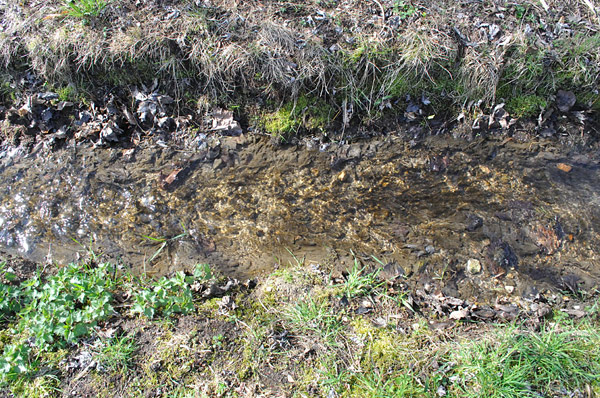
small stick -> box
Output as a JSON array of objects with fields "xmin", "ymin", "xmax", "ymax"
[{"xmin": 372, "ymin": 0, "xmax": 386, "ymax": 22}]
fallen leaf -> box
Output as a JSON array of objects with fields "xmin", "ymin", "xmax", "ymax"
[
  {"xmin": 211, "ymin": 108, "xmax": 243, "ymax": 134},
  {"xmin": 556, "ymin": 90, "xmax": 576, "ymax": 112},
  {"xmin": 159, "ymin": 168, "xmax": 183, "ymax": 188},
  {"xmin": 557, "ymin": 163, "xmax": 572, "ymax": 172},
  {"xmin": 533, "ymin": 224, "xmax": 560, "ymax": 255},
  {"xmin": 449, "ymin": 309, "xmax": 469, "ymax": 320}
]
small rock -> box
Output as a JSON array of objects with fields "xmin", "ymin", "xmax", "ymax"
[
  {"xmin": 379, "ymin": 262, "xmax": 405, "ymax": 282},
  {"xmin": 361, "ymin": 299, "xmax": 373, "ymax": 309},
  {"xmin": 355, "ymin": 306, "xmax": 372, "ymax": 315},
  {"xmin": 505, "ymin": 285, "xmax": 515, "ymax": 294},
  {"xmin": 212, "ymin": 158, "xmax": 224, "ymax": 170},
  {"xmin": 466, "ymin": 214, "xmax": 483, "ymax": 231},
  {"xmin": 339, "ymin": 296, "xmax": 349, "ymax": 307},
  {"xmin": 466, "ymin": 259, "xmax": 481, "ymax": 274},
  {"xmin": 38, "ymin": 92, "xmax": 59, "ymax": 101},
  {"xmin": 473, "ymin": 307, "xmax": 496, "ymax": 319},
  {"xmin": 57, "ymin": 101, "xmax": 73, "ymax": 111},
  {"xmin": 41, "ymin": 108, "xmax": 54, "ymax": 123}
]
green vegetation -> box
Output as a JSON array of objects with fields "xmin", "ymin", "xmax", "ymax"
[
  {"xmin": 129, "ymin": 271, "xmax": 195, "ymax": 319},
  {"xmin": 505, "ymin": 95, "xmax": 548, "ymax": 118},
  {"xmin": 63, "ymin": 0, "xmax": 108, "ymax": 19},
  {"xmin": 92, "ymin": 335, "xmax": 137, "ymax": 373},
  {"xmin": 451, "ymin": 322, "xmax": 600, "ymax": 397},
  {"xmin": 392, "ymin": 0, "xmax": 418, "ymax": 20},
  {"xmin": 0, "ymin": 255, "xmax": 598, "ymax": 396},
  {"xmin": 284, "ymin": 296, "xmax": 341, "ymax": 342},
  {"xmin": 0, "ymin": 260, "xmax": 214, "ymax": 385},
  {"xmin": 263, "ymin": 95, "xmax": 334, "ymax": 137},
  {"xmin": 335, "ymin": 256, "xmax": 382, "ymax": 299}
]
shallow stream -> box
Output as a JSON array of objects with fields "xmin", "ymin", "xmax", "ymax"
[{"xmin": 1, "ymin": 134, "xmax": 599, "ymax": 301}]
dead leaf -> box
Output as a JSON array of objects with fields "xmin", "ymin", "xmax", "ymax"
[
  {"xmin": 533, "ymin": 224, "xmax": 560, "ymax": 255},
  {"xmin": 211, "ymin": 108, "xmax": 242, "ymax": 134},
  {"xmin": 449, "ymin": 309, "xmax": 469, "ymax": 320},
  {"xmin": 557, "ymin": 163, "xmax": 572, "ymax": 172},
  {"xmin": 122, "ymin": 106, "xmax": 138, "ymax": 125},
  {"xmin": 159, "ymin": 168, "xmax": 183, "ymax": 188}
]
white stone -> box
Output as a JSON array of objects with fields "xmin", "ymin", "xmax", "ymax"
[{"xmin": 466, "ymin": 259, "xmax": 481, "ymax": 274}]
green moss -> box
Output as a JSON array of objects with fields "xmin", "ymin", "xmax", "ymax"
[
  {"xmin": 0, "ymin": 81, "xmax": 17, "ymax": 104},
  {"xmin": 263, "ymin": 95, "xmax": 333, "ymax": 137},
  {"xmin": 8, "ymin": 374, "xmax": 62, "ymax": 398},
  {"xmin": 57, "ymin": 85, "xmax": 77, "ymax": 102},
  {"xmin": 505, "ymin": 95, "xmax": 547, "ymax": 118}
]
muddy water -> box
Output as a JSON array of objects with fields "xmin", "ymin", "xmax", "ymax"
[{"xmin": 0, "ymin": 134, "xmax": 599, "ymax": 300}]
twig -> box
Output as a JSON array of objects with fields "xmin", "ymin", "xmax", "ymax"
[{"xmin": 371, "ymin": 0, "xmax": 386, "ymax": 22}]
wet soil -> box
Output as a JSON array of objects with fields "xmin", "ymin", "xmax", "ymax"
[{"xmin": 0, "ymin": 134, "xmax": 599, "ymax": 303}]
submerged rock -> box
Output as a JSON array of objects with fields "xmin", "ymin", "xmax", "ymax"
[{"xmin": 466, "ymin": 259, "xmax": 481, "ymax": 275}]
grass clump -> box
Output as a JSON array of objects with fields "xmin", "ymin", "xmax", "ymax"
[
  {"xmin": 92, "ymin": 335, "xmax": 137, "ymax": 373},
  {"xmin": 451, "ymin": 322, "xmax": 600, "ymax": 397},
  {"xmin": 285, "ymin": 297, "xmax": 341, "ymax": 342},
  {"xmin": 336, "ymin": 256, "xmax": 382, "ymax": 299},
  {"xmin": 63, "ymin": 0, "xmax": 108, "ymax": 19},
  {"xmin": 351, "ymin": 372, "xmax": 426, "ymax": 398}
]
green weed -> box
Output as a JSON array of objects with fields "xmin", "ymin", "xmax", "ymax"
[
  {"xmin": 129, "ymin": 264, "xmax": 212, "ymax": 319},
  {"xmin": 63, "ymin": 0, "xmax": 108, "ymax": 19},
  {"xmin": 351, "ymin": 371, "xmax": 426, "ymax": 397},
  {"xmin": 0, "ymin": 262, "xmax": 118, "ymax": 381},
  {"xmin": 92, "ymin": 334, "xmax": 137, "ymax": 372},
  {"xmin": 336, "ymin": 256, "xmax": 382, "ymax": 299},
  {"xmin": 142, "ymin": 224, "xmax": 189, "ymax": 267},
  {"xmin": 392, "ymin": 1, "xmax": 417, "ymax": 20},
  {"xmin": 17, "ymin": 263, "xmax": 116, "ymax": 349},
  {"xmin": 130, "ymin": 271, "xmax": 195, "ymax": 319}
]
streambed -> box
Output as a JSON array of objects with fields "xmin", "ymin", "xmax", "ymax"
[{"xmin": 0, "ymin": 134, "xmax": 599, "ymax": 302}]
